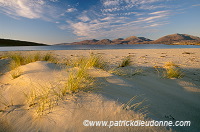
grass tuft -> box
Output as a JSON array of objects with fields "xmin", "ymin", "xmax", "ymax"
[
  {"xmin": 87, "ymin": 53, "xmax": 106, "ymax": 69},
  {"xmin": 132, "ymin": 69, "xmax": 144, "ymax": 76},
  {"xmin": 4, "ymin": 52, "xmax": 58, "ymax": 70},
  {"xmin": 24, "ymin": 84, "xmax": 59, "ymax": 116},
  {"xmin": 64, "ymin": 68, "xmax": 94, "ymax": 94},
  {"xmin": 163, "ymin": 62, "xmax": 179, "ymax": 68},
  {"xmin": 163, "ymin": 67, "xmax": 183, "ymax": 79},
  {"xmin": 42, "ymin": 53, "xmax": 57, "ymax": 62},
  {"xmin": 119, "ymin": 56, "xmax": 131, "ymax": 67},
  {"xmin": 163, "ymin": 62, "xmax": 183, "ymax": 79},
  {"xmin": 61, "ymin": 54, "xmax": 102, "ymax": 95},
  {"xmin": 121, "ymin": 96, "xmax": 148, "ymax": 117},
  {"xmin": 70, "ymin": 53, "xmax": 106, "ymax": 69},
  {"xmin": 10, "ymin": 68, "xmax": 22, "ymax": 79},
  {"xmin": 7, "ymin": 54, "xmax": 25, "ymax": 70}
]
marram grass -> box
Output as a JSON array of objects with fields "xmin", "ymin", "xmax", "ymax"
[
  {"xmin": 119, "ymin": 56, "xmax": 132, "ymax": 67},
  {"xmin": 3, "ymin": 52, "xmax": 57, "ymax": 70},
  {"xmin": 163, "ymin": 62, "xmax": 183, "ymax": 79},
  {"xmin": 10, "ymin": 68, "xmax": 22, "ymax": 79},
  {"xmin": 163, "ymin": 67, "xmax": 183, "ymax": 79},
  {"xmin": 70, "ymin": 53, "xmax": 106, "ymax": 69},
  {"xmin": 23, "ymin": 83, "xmax": 62, "ymax": 116},
  {"xmin": 23, "ymin": 54, "xmax": 98, "ymax": 116},
  {"xmin": 64, "ymin": 67, "xmax": 94, "ymax": 94}
]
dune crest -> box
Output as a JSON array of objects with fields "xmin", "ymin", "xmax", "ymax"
[{"xmin": 0, "ymin": 61, "xmax": 169, "ymax": 132}]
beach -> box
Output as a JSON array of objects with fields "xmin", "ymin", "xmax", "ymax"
[{"xmin": 0, "ymin": 48, "xmax": 200, "ymax": 132}]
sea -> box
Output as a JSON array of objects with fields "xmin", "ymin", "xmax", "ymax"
[{"xmin": 0, "ymin": 44, "xmax": 200, "ymax": 51}]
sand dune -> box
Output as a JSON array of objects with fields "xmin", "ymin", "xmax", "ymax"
[
  {"xmin": 0, "ymin": 61, "xmax": 168, "ymax": 132},
  {"xmin": 0, "ymin": 48, "xmax": 200, "ymax": 132},
  {"xmin": 93, "ymin": 68, "xmax": 200, "ymax": 132}
]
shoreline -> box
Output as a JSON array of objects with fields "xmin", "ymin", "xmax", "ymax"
[{"xmin": 0, "ymin": 44, "xmax": 200, "ymax": 52}]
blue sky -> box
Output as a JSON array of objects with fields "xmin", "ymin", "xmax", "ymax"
[{"xmin": 0, "ymin": 0, "xmax": 200, "ymax": 44}]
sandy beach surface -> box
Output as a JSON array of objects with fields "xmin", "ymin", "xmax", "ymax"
[{"xmin": 0, "ymin": 48, "xmax": 200, "ymax": 132}]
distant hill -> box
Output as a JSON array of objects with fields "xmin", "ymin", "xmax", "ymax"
[
  {"xmin": 114, "ymin": 36, "xmax": 152, "ymax": 44},
  {"xmin": 72, "ymin": 39, "xmax": 99, "ymax": 45},
  {"xmin": 96, "ymin": 39, "xmax": 112, "ymax": 45},
  {"xmin": 62, "ymin": 36, "xmax": 153, "ymax": 45},
  {"xmin": 152, "ymin": 34, "xmax": 200, "ymax": 45},
  {"xmin": 57, "ymin": 33, "xmax": 200, "ymax": 45},
  {"xmin": 0, "ymin": 38, "xmax": 47, "ymax": 46},
  {"xmin": 124, "ymin": 36, "xmax": 152, "ymax": 42}
]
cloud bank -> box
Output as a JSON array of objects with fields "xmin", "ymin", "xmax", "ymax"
[
  {"xmin": 0, "ymin": 0, "xmax": 62, "ymax": 21},
  {"xmin": 0, "ymin": 0, "xmax": 196, "ymax": 41},
  {"xmin": 65, "ymin": 0, "xmax": 174, "ymax": 40}
]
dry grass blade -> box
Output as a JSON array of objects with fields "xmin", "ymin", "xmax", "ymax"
[{"xmin": 121, "ymin": 96, "xmax": 148, "ymax": 118}]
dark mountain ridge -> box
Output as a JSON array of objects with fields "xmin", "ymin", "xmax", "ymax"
[{"xmin": 0, "ymin": 38, "xmax": 48, "ymax": 46}]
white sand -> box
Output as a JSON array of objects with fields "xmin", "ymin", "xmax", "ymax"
[{"xmin": 0, "ymin": 48, "xmax": 200, "ymax": 132}]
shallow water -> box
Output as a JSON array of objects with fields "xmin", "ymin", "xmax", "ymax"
[{"xmin": 0, "ymin": 44, "xmax": 200, "ymax": 51}]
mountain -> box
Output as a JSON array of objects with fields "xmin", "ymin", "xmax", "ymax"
[
  {"xmin": 96, "ymin": 39, "xmax": 112, "ymax": 45},
  {"xmin": 127, "ymin": 36, "xmax": 152, "ymax": 44},
  {"xmin": 112, "ymin": 38, "xmax": 125, "ymax": 44},
  {"xmin": 0, "ymin": 38, "xmax": 47, "ymax": 46},
  {"xmin": 138, "ymin": 37, "xmax": 152, "ymax": 42},
  {"xmin": 72, "ymin": 39, "xmax": 99, "ymax": 45},
  {"xmin": 124, "ymin": 36, "xmax": 140, "ymax": 41},
  {"xmin": 152, "ymin": 34, "xmax": 200, "ymax": 45},
  {"xmin": 112, "ymin": 36, "xmax": 152, "ymax": 44},
  {"xmin": 56, "ymin": 33, "xmax": 200, "ymax": 45}
]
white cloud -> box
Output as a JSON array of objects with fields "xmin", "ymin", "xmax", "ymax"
[
  {"xmin": 147, "ymin": 23, "xmax": 161, "ymax": 27},
  {"xmin": 0, "ymin": 0, "xmax": 45, "ymax": 19},
  {"xmin": 58, "ymin": 24, "xmax": 69, "ymax": 30},
  {"xmin": 72, "ymin": 21, "xmax": 155, "ymax": 40},
  {"xmin": 144, "ymin": 15, "xmax": 166, "ymax": 21},
  {"xmin": 67, "ymin": 7, "xmax": 171, "ymax": 40},
  {"xmin": 0, "ymin": 0, "xmax": 61, "ymax": 20},
  {"xmin": 0, "ymin": 0, "xmax": 179, "ymax": 41},
  {"xmin": 63, "ymin": 0, "xmax": 173, "ymax": 40},
  {"xmin": 50, "ymin": 0, "xmax": 59, "ymax": 2},
  {"xmin": 69, "ymin": 22, "xmax": 93, "ymax": 37},
  {"xmin": 103, "ymin": 0, "xmax": 120, "ymax": 6},
  {"xmin": 149, "ymin": 10, "xmax": 169, "ymax": 15},
  {"xmin": 102, "ymin": 7, "xmax": 119, "ymax": 12},
  {"xmin": 102, "ymin": 0, "xmax": 170, "ymax": 13},
  {"xmin": 139, "ymin": 5, "xmax": 166, "ymax": 10},
  {"xmin": 143, "ymin": 21, "xmax": 169, "ymax": 28},
  {"xmin": 67, "ymin": 14, "xmax": 147, "ymax": 40},
  {"xmin": 125, "ymin": 0, "xmax": 163, "ymax": 4},
  {"xmin": 100, "ymin": 16, "xmax": 113, "ymax": 21},
  {"xmin": 66, "ymin": 8, "xmax": 77, "ymax": 13},
  {"xmin": 78, "ymin": 15, "xmax": 90, "ymax": 22}
]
